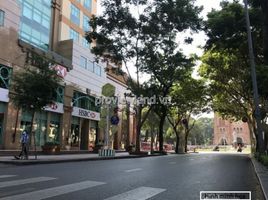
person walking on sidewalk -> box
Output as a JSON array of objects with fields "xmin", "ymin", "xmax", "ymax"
[{"xmin": 14, "ymin": 129, "xmax": 30, "ymax": 160}]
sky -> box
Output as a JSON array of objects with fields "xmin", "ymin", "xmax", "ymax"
[{"xmin": 96, "ymin": 0, "xmax": 223, "ymax": 118}]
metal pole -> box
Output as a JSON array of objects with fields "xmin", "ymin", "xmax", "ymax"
[
  {"xmin": 105, "ymin": 104, "xmax": 110, "ymax": 148},
  {"xmin": 244, "ymin": 0, "xmax": 265, "ymax": 153}
]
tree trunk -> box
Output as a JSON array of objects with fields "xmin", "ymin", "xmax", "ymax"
[
  {"xmin": 155, "ymin": 130, "xmax": 158, "ymax": 150},
  {"xmin": 158, "ymin": 107, "xmax": 167, "ymax": 152},
  {"xmin": 251, "ymin": 117, "xmax": 259, "ymax": 152},
  {"xmin": 12, "ymin": 108, "xmax": 20, "ymax": 143},
  {"xmin": 150, "ymin": 129, "xmax": 154, "ymax": 154},
  {"xmin": 175, "ymin": 133, "xmax": 180, "ymax": 154},
  {"xmin": 144, "ymin": 130, "xmax": 149, "ymax": 142},
  {"xmin": 29, "ymin": 110, "xmax": 36, "ymax": 159},
  {"xmin": 135, "ymin": 105, "xmax": 142, "ymax": 153},
  {"xmin": 126, "ymin": 102, "xmax": 130, "ymax": 149},
  {"xmin": 184, "ymin": 128, "xmax": 189, "ymax": 153}
]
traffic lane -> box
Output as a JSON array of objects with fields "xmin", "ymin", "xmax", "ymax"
[
  {"xmin": 96, "ymin": 154, "xmax": 263, "ymax": 200},
  {"xmin": 44, "ymin": 153, "xmax": 264, "ymax": 200},
  {"xmin": 0, "ymin": 154, "xmax": 264, "ymax": 200}
]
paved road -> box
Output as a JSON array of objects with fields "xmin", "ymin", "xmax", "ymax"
[{"xmin": 0, "ymin": 153, "xmax": 264, "ymax": 200}]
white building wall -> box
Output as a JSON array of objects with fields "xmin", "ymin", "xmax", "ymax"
[{"xmin": 64, "ymin": 40, "xmax": 107, "ymax": 96}]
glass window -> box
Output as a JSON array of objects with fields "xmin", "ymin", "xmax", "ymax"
[
  {"xmin": 35, "ymin": 111, "xmax": 47, "ymax": 146},
  {"xmin": 22, "ymin": 3, "xmax": 32, "ymax": 19},
  {"xmin": 52, "ymin": 86, "xmax": 64, "ymax": 103},
  {"xmin": 0, "ymin": 10, "xmax": 5, "ymax": 26},
  {"xmin": 84, "ymin": 0, "xmax": 92, "ymax": 11},
  {"xmin": 87, "ymin": 60, "xmax": 94, "ymax": 72},
  {"xmin": 41, "ymin": 15, "xmax": 50, "ymax": 29},
  {"xmin": 19, "ymin": 0, "xmax": 51, "ymax": 50},
  {"xmin": 82, "ymin": 37, "xmax": 90, "ymax": 48},
  {"xmin": 32, "ymin": 29, "xmax": 41, "ymax": 41},
  {"xmin": 70, "ymin": 4, "xmax": 80, "ymax": 26},
  {"xmin": 33, "ymin": 10, "xmax": 41, "ymax": 23},
  {"xmin": 72, "ymin": 91, "xmax": 99, "ymax": 111},
  {"xmin": 70, "ymin": 28, "xmax": 79, "ymax": 42},
  {"xmin": 48, "ymin": 113, "xmax": 61, "ymax": 144},
  {"xmin": 94, "ymin": 64, "xmax": 101, "ymax": 76},
  {"xmin": 42, "ymin": 0, "xmax": 50, "ymax": 6},
  {"xmin": 71, "ymin": 116, "xmax": 80, "ymax": 147},
  {"xmin": 32, "ymin": 0, "xmax": 42, "ymax": 8},
  {"xmin": 83, "ymin": 15, "xmax": 90, "ymax": 31},
  {"xmin": 80, "ymin": 56, "xmax": 87, "ymax": 69}
]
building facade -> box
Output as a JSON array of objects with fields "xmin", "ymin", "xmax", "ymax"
[
  {"xmin": 0, "ymin": 0, "xmax": 135, "ymax": 151},
  {"xmin": 213, "ymin": 114, "xmax": 251, "ymax": 146}
]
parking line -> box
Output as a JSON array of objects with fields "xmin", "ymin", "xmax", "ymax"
[{"xmin": 125, "ymin": 168, "xmax": 142, "ymax": 173}]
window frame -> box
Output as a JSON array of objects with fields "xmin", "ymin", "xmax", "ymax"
[
  {"xmin": 80, "ymin": 56, "xmax": 87, "ymax": 69},
  {"xmin": 0, "ymin": 9, "xmax": 5, "ymax": 26},
  {"xmin": 83, "ymin": 15, "xmax": 90, "ymax": 32},
  {"xmin": 69, "ymin": 28, "xmax": 79, "ymax": 42},
  {"xmin": 70, "ymin": 4, "xmax": 80, "ymax": 26},
  {"xmin": 84, "ymin": 0, "xmax": 92, "ymax": 11}
]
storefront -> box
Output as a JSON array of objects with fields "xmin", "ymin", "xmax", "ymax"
[
  {"xmin": 19, "ymin": 102, "xmax": 64, "ymax": 148},
  {"xmin": 71, "ymin": 106, "xmax": 100, "ymax": 150},
  {"xmin": 0, "ymin": 64, "xmax": 12, "ymax": 147}
]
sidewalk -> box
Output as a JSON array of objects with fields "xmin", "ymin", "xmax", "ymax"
[
  {"xmin": 251, "ymin": 157, "xmax": 268, "ymax": 200},
  {"xmin": 0, "ymin": 152, "xmax": 163, "ymax": 165}
]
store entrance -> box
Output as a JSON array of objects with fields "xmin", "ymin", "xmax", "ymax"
[{"xmin": 80, "ymin": 119, "xmax": 89, "ymax": 150}]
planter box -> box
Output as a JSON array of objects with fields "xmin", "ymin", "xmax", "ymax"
[{"xmin": 41, "ymin": 144, "xmax": 60, "ymax": 154}]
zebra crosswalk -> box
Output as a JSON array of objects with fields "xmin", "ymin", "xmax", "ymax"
[{"xmin": 0, "ymin": 174, "xmax": 166, "ymax": 200}]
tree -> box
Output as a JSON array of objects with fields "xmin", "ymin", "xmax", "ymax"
[
  {"xmin": 189, "ymin": 118, "xmax": 213, "ymax": 145},
  {"xmin": 200, "ymin": 1, "xmax": 268, "ymax": 151},
  {"xmin": 251, "ymin": 0, "xmax": 268, "ymax": 64},
  {"xmin": 10, "ymin": 53, "xmax": 61, "ymax": 159},
  {"xmin": 86, "ymin": 0, "xmax": 203, "ymax": 152},
  {"xmin": 167, "ymin": 77, "xmax": 209, "ymax": 153}
]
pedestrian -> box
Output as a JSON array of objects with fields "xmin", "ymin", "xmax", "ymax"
[{"xmin": 14, "ymin": 128, "xmax": 29, "ymax": 160}]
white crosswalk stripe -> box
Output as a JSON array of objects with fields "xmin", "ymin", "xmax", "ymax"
[
  {"xmin": 104, "ymin": 187, "xmax": 166, "ymax": 200},
  {"xmin": 0, "ymin": 177, "xmax": 56, "ymax": 188},
  {"xmin": 0, "ymin": 180, "xmax": 106, "ymax": 200},
  {"xmin": 0, "ymin": 175, "xmax": 17, "ymax": 179},
  {"xmin": 0, "ymin": 175, "xmax": 166, "ymax": 200}
]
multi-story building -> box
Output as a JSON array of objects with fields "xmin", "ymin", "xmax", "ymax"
[
  {"xmin": 213, "ymin": 113, "xmax": 251, "ymax": 146},
  {"xmin": 0, "ymin": 0, "xmax": 135, "ymax": 151}
]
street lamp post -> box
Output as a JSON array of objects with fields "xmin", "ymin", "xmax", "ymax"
[
  {"xmin": 244, "ymin": 0, "xmax": 265, "ymax": 153},
  {"xmin": 105, "ymin": 103, "xmax": 110, "ymax": 148}
]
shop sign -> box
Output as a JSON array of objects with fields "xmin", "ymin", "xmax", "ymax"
[
  {"xmin": 44, "ymin": 102, "xmax": 64, "ymax": 114},
  {"xmin": 72, "ymin": 107, "xmax": 100, "ymax": 121},
  {"xmin": 0, "ymin": 88, "xmax": 9, "ymax": 102},
  {"xmin": 53, "ymin": 65, "xmax": 67, "ymax": 78}
]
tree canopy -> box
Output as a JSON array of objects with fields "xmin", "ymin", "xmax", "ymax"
[{"xmin": 86, "ymin": 0, "xmax": 203, "ymax": 152}]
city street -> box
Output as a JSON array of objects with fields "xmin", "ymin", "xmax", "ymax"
[{"xmin": 0, "ymin": 153, "xmax": 264, "ymax": 200}]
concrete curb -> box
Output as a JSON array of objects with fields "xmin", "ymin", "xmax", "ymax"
[
  {"xmin": 250, "ymin": 156, "xmax": 268, "ymax": 200},
  {"xmin": 0, "ymin": 154, "xmax": 165, "ymax": 166}
]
